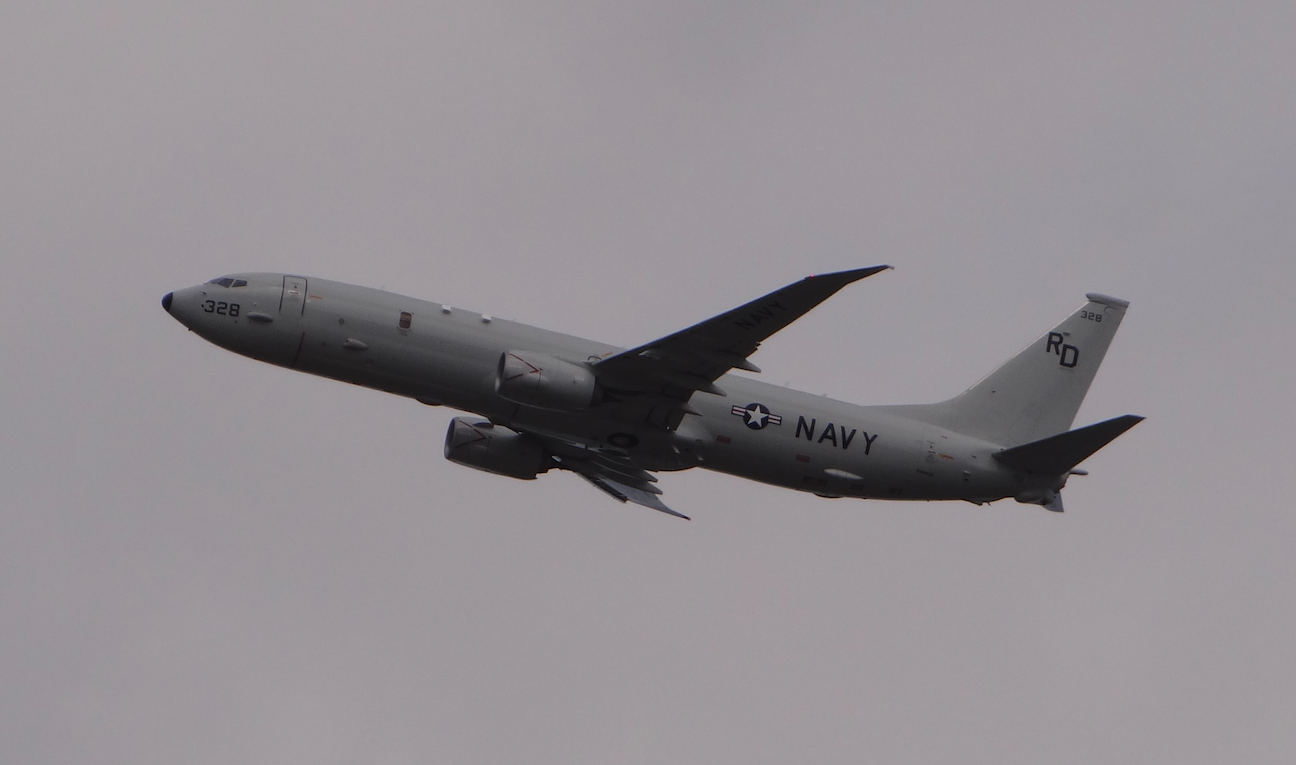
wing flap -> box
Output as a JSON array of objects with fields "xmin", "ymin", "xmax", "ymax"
[
  {"xmin": 535, "ymin": 436, "xmax": 688, "ymax": 519},
  {"xmin": 578, "ymin": 473, "xmax": 690, "ymax": 520}
]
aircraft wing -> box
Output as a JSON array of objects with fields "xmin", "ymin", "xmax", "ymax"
[
  {"xmin": 539, "ymin": 437, "xmax": 689, "ymax": 520},
  {"xmin": 594, "ymin": 265, "xmax": 891, "ymax": 429}
]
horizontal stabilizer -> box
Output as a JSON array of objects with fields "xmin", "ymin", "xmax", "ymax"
[{"xmin": 993, "ymin": 414, "xmax": 1144, "ymax": 475}]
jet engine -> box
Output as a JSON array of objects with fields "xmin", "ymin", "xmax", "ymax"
[
  {"xmin": 495, "ymin": 351, "xmax": 598, "ymax": 411},
  {"xmin": 443, "ymin": 417, "xmax": 549, "ymax": 480}
]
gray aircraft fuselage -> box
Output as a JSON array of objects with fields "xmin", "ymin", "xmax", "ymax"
[{"xmin": 163, "ymin": 272, "xmax": 1137, "ymax": 514}]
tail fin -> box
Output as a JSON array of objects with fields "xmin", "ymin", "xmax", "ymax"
[{"xmin": 890, "ymin": 294, "xmax": 1131, "ymax": 447}]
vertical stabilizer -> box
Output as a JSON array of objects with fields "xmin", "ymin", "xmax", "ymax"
[{"xmin": 887, "ymin": 294, "xmax": 1130, "ymax": 447}]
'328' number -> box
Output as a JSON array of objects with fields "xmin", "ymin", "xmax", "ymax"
[{"xmin": 203, "ymin": 300, "xmax": 240, "ymax": 317}]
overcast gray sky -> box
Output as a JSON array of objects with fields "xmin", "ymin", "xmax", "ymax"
[{"xmin": 3, "ymin": 2, "xmax": 1295, "ymax": 763}]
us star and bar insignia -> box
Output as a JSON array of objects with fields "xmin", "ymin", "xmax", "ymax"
[{"xmin": 731, "ymin": 402, "xmax": 782, "ymax": 430}]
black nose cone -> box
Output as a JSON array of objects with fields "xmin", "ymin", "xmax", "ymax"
[{"xmin": 162, "ymin": 292, "xmax": 173, "ymax": 313}]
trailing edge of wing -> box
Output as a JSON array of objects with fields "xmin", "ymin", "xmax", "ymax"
[
  {"xmin": 993, "ymin": 414, "xmax": 1144, "ymax": 475},
  {"xmin": 593, "ymin": 265, "xmax": 891, "ymax": 429},
  {"xmin": 597, "ymin": 265, "xmax": 891, "ymax": 389},
  {"xmin": 538, "ymin": 438, "xmax": 687, "ymax": 519},
  {"xmin": 578, "ymin": 474, "xmax": 690, "ymax": 520}
]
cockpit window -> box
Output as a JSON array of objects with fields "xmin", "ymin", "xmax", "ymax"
[{"xmin": 206, "ymin": 277, "xmax": 248, "ymax": 288}]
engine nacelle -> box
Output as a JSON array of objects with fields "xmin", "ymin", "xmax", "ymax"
[
  {"xmin": 443, "ymin": 417, "xmax": 548, "ymax": 480},
  {"xmin": 495, "ymin": 351, "xmax": 598, "ymax": 411}
]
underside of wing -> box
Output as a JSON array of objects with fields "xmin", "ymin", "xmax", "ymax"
[
  {"xmin": 593, "ymin": 265, "xmax": 891, "ymax": 429},
  {"xmin": 539, "ymin": 436, "xmax": 688, "ymax": 520},
  {"xmin": 576, "ymin": 472, "xmax": 689, "ymax": 520}
]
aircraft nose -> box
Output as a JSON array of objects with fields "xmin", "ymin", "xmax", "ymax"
[{"xmin": 162, "ymin": 292, "xmax": 173, "ymax": 313}]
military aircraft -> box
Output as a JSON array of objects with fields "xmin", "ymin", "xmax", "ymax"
[{"xmin": 162, "ymin": 267, "xmax": 1140, "ymax": 519}]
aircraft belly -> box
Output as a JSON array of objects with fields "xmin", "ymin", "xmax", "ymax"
[
  {"xmin": 704, "ymin": 444, "xmax": 1013, "ymax": 502},
  {"xmin": 292, "ymin": 330, "xmax": 489, "ymax": 404}
]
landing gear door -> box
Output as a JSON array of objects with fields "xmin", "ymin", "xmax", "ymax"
[{"xmin": 280, "ymin": 276, "xmax": 307, "ymax": 317}]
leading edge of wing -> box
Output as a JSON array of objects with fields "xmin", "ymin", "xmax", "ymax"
[{"xmin": 593, "ymin": 265, "xmax": 892, "ymax": 399}]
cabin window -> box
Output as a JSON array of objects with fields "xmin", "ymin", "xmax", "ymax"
[{"xmin": 399, "ymin": 311, "xmax": 413, "ymax": 329}]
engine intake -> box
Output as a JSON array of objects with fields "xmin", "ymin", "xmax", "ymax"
[
  {"xmin": 443, "ymin": 417, "xmax": 548, "ymax": 480},
  {"xmin": 495, "ymin": 351, "xmax": 598, "ymax": 411}
]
